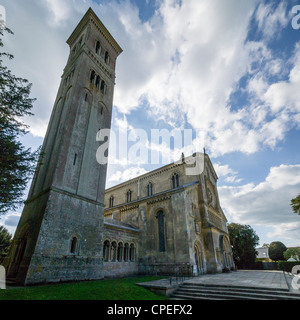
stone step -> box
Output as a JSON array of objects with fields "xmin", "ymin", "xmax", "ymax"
[
  {"xmin": 171, "ymin": 291, "xmax": 268, "ymax": 300},
  {"xmin": 183, "ymin": 281, "xmax": 289, "ymax": 292},
  {"xmin": 180, "ymin": 284, "xmax": 300, "ymax": 298},
  {"xmin": 173, "ymin": 287, "xmax": 300, "ymax": 300},
  {"xmin": 169, "ymin": 294, "xmax": 229, "ymax": 300}
]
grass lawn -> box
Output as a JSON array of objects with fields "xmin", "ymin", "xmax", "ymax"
[{"xmin": 0, "ymin": 276, "xmax": 168, "ymax": 300}]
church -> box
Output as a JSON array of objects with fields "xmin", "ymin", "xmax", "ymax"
[{"xmin": 3, "ymin": 8, "xmax": 234, "ymax": 285}]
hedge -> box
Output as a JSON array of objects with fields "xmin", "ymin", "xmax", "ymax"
[{"xmin": 277, "ymin": 261, "xmax": 300, "ymax": 273}]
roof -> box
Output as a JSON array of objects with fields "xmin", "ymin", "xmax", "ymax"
[
  {"xmin": 256, "ymin": 247, "xmax": 269, "ymax": 258},
  {"xmin": 66, "ymin": 7, "xmax": 123, "ymax": 55}
]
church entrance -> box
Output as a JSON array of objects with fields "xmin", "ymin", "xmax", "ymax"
[{"xmin": 194, "ymin": 242, "xmax": 205, "ymax": 275}]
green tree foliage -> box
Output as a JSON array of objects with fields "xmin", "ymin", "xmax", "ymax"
[
  {"xmin": 228, "ymin": 223, "xmax": 259, "ymax": 269},
  {"xmin": 0, "ymin": 225, "xmax": 12, "ymax": 262},
  {"xmin": 283, "ymin": 247, "xmax": 300, "ymax": 261},
  {"xmin": 261, "ymin": 243, "xmax": 270, "ymax": 248},
  {"xmin": 291, "ymin": 194, "xmax": 300, "ymax": 215},
  {"xmin": 0, "ymin": 27, "xmax": 39, "ymax": 214},
  {"xmin": 268, "ymin": 241, "xmax": 287, "ymax": 261}
]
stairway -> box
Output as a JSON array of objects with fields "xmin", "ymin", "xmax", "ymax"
[{"xmin": 170, "ymin": 282, "xmax": 300, "ymax": 300}]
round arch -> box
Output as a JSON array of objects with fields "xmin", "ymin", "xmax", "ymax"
[{"xmin": 194, "ymin": 240, "xmax": 206, "ymax": 275}]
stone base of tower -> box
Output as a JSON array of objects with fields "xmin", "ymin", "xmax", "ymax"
[
  {"xmin": 23, "ymin": 255, "xmax": 104, "ymax": 285},
  {"xmin": 4, "ymin": 188, "xmax": 105, "ymax": 286}
]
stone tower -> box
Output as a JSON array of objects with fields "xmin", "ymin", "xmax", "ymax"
[{"xmin": 4, "ymin": 8, "xmax": 122, "ymax": 285}]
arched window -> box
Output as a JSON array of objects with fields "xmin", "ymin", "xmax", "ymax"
[
  {"xmin": 100, "ymin": 80, "xmax": 106, "ymax": 94},
  {"xmin": 104, "ymin": 51, "xmax": 109, "ymax": 64},
  {"xmin": 103, "ymin": 240, "xmax": 110, "ymax": 262},
  {"xmin": 156, "ymin": 211, "xmax": 166, "ymax": 252},
  {"xmin": 90, "ymin": 70, "xmax": 95, "ymax": 84},
  {"xmin": 111, "ymin": 241, "xmax": 117, "ymax": 261},
  {"xmin": 95, "ymin": 76, "xmax": 101, "ymax": 89},
  {"xmin": 117, "ymin": 242, "xmax": 123, "ymax": 262},
  {"xmin": 109, "ymin": 195, "xmax": 114, "ymax": 208},
  {"xmin": 129, "ymin": 244, "xmax": 135, "ymax": 262},
  {"xmin": 95, "ymin": 41, "xmax": 101, "ymax": 54},
  {"xmin": 147, "ymin": 182, "xmax": 153, "ymax": 197},
  {"xmin": 124, "ymin": 243, "xmax": 129, "ymax": 261},
  {"xmin": 70, "ymin": 237, "xmax": 78, "ymax": 254},
  {"xmin": 172, "ymin": 173, "xmax": 179, "ymax": 188},
  {"xmin": 126, "ymin": 190, "xmax": 132, "ymax": 203}
]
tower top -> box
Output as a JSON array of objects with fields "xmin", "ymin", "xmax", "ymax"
[{"xmin": 66, "ymin": 7, "xmax": 123, "ymax": 56}]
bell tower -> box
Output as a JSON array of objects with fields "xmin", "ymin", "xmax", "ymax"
[{"xmin": 4, "ymin": 8, "xmax": 122, "ymax": 285}]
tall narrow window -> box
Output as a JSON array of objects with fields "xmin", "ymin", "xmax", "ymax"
[
  {"xmin": 104, "ymin": 51, "xmax": 109, "ymax": 64},
  {"xmin": 117, "ymin": 242, "xmax": 123, "ymax": 262},
  {"xmin": 111, "ymin": 241, "xmax": 117, "ymax": 261},
  {"xmin": 126, "ymin": 190, "xmax": 132, "ymax": 203},
  {"xmin": 95, "ymin": 76, "xmax": 101, "ymax": 89},
  {"xmin": 90, "ymin": 70, "xmax": 95, "ymax": 84},
  {"xmin": 156, "ymin": 211, "xmax": 166, "ymax": 252},
  {"xmin": 109, "ymin": 196, "xmax": 114, "ymax": 208},
  {"xmin": 129, "ymin": 244, "xmax": 135, "ymax": 261},
  {"xmin": 95, "ymin": 41, "xmax": 101, "ymax": 54},
  {"xmin": 103, "ymin": 240, "xmax": 110, "ymax": 262},
  {"xmin": 172, "ymin": 173, "xmax": 179, "ymax": 188},
  {"xmin": 124, "ymin": 243, "xmax": 129, "ymax": 261},
  {"xmin": 73, "ymin": 153, "xmax": 77, "ymax": 166},
  {"xmin": 147, "ymin": 182, "xmax": 153, "ymax": 196},
  {"xmin": 70, "ymin": 237, "xmax": 78, "ymax": 254},
  {"xmin": 100, "ymin": 80, "xmax": 106, "ymax": 94}
]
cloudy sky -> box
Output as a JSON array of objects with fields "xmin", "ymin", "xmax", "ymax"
[{"xmin": 1, "ymin": 0, "xmax": 300, "ymax": 247}]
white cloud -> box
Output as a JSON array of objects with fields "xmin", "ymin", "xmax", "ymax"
[
  {"xmin": 219, "ymin": 164, "xmax": 300, "ymax": 246},
  {"xmin": 108, "ymin": 166, "xmax": 149, "ymax": 183},
  {"xmin": 255, "ymin": 1, "xmax": 290, "ymax": 40}
]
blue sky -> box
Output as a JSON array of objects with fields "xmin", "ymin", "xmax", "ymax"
[{"xmin": 0, "ymin": 0, "xmax": 300, "ymax": 248}]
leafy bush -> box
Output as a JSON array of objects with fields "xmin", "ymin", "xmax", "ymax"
[{"xmin": 277, "ymin": 261, "xmax": 300, "ymax": 273}]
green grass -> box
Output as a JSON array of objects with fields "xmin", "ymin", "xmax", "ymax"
[{"xmin": 0, "ymin": 276, "xmax": 167, "ymax": 300}]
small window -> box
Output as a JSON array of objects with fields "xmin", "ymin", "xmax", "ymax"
[
  {"xmin": 70, "ymin": 237, "xmax": 78, "ymax": 254},
  {"xmin": 147, "ymin": 182, "xmax": 153, "ymax": 196},
  {"xmin": 103, "ymin": 240, "xmax": 110, "ymax": 262},
  {"xmin": 109, "ymin": 195, "xmax": 114, "ymax": 208},
  {"xmin": 117, "ymin": 242, "xmax": 123, "ymax": 262},
  {"xmin": 104, "ymin": 51, "xmax": 109, "ymax": 64},
  {"xmin": 96, "ymin": 76, "xmax": 101, "ymax": 89},
  {"xmin": 156, "ymin": 211, "xmax": 166, "ymax": 252},
  {"xmin": 129, "ymin": 244, "xmax": 135, "ymax": 262},
  {"xmin": 124, "ymin": 243, "xmax": 129, "ymax": 261},
  {"xmin": 111, "ymin": 241, "xmax": 117, "ymax": 261},
  {"xmin": 100, "ymin": 80, "xmax": 106, "ymax": 94},
  {"xmin": 126, "ymin": 190, "xmax": 132, "ymax": 203},
  {"xmin": 73, "ymin": 153, "xmax": 77, "ymax": 166},
  {"xmin": 172, "ymin": 173, "xmax": 179, "ymax": 188},
  {"xmin": 95, "ymin": 41, "xmax": 101, "ymax": 54},
  {"xmin": 90, "ymin": 70, "xmax": 96, "ymax": 84}
]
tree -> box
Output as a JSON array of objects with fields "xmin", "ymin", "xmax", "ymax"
[
  {"xmin": 228, "ymin": 223, "xmax": 259, "ymax": 269},
  {"xmin": 261, "ymin": 243, "xmax": 270, "ymax": 248},
  {"xmin": 0, "ymin": 27, "xmax": 39, "ymax": 214},
  {"xmin": 283, "ymin": 247, "xmax": 300, "ymax": 261},
  {"xmin": 291, "ymin": 194, "xmax": 300, "ymax": 215},
  {"xmin": 0, "ymin": 225, "xmax": 12, "ymax": 262},
  {"xmin": 268, "ymin": 241, "xmax": 287, "ymax": 261}
]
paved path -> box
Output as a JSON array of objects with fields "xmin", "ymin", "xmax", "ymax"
[
  {"xmin": 185, "ymin": 270, "xmax": 289, "ymax": 290},
  {"xmin": 138, "ymin": 270, "xmax": 300, "ymax": 294}
]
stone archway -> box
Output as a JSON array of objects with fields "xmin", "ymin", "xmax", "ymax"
[{"xmin": 194, "ymin": 241, "xmax": 206, "ymax": 275}]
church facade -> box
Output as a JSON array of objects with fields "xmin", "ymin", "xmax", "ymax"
[
  {"xmin": 103, "ymin": 153, "xmax": 234, "ymax": 278},
  {"xmin": 3, "ymin": 9, "xmax": 233, "ymax": 286}
]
